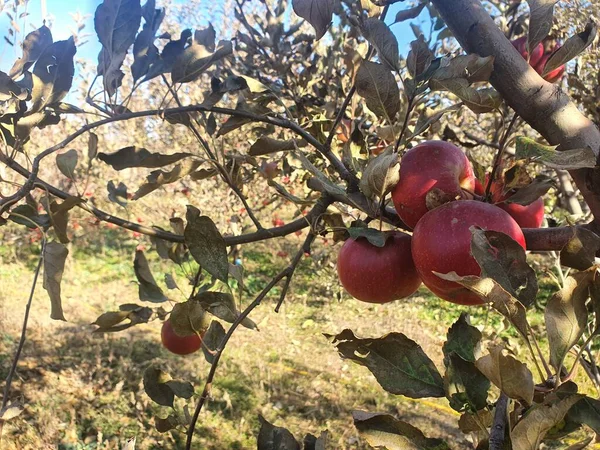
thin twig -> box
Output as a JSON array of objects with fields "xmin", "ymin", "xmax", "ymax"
[
  {"xmin": 161, "ymin": 74, "xmax": 265, "ymax": 230},
  {"xmin": 324, "ymin": 5, "xmax": 390, "ymax": 161},
  {"xmin": 485, "ymin": 112, "xmax": 519, "ymax": 200},
  {"xmin": 274, "ymin": 232, "xmax": 316, "ymax": 312},
  {"xmin": 0, "ymin": 239, "xmax": 45, "ymax": 443},
  {"xmin": 0, "ymin": 102, "xmax": 355, "ymax": 214},
  {"xmin": 185, "ymin": 272, "xmax": 288, "ymax": 450}
]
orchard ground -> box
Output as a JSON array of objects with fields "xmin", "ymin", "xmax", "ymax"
[{"xmin": 0, "ymin": 223, "xmax": 595, "ymax": 449}]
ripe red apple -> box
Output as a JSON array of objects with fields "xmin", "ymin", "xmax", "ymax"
[
  {"xmin": 392, "ymin": 141, "xmax": 476, "ymax": 229},
  {"xmin": 512, "ymin": 36, "xmax": 544, "ymax": 67},
  {"xmin": 161, "ymin": 319, "xmax": 203, "ymax": 355},
  {"xmin": 337, "ymin": 231, "xmax": 421, "ymax": 304},
  {"xmin": 476, "ymin": 175, "xmax": 544, "ymax": 228},
  {"xmin": 412, "ymin": 200, "xmax": 526, "ymax": 305}
]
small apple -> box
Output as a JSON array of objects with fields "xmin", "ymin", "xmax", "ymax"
[
  {"xmin": 392, "ymin": 141, "xmax": 476, "ymax": 229},
  {"xmin": 337, "ymin": 231, "xmax": 421, "ymax": 304},
  {"xmin": 161, "ymin": 319, "xmax": 203, "ymax": 355},
  {"xmin": 412, "ymin": 200, "xmax": 526, "ymax": 305},
  {"xmin": 511, "ymin": 36, "xmax": 544, "ymax": 67}
]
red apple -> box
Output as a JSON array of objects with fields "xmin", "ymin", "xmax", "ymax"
[
  {"xmin": 161, "ymin": 319, "xmax": 202, "ymax": 355},
  {"xmin": 337, "ymin": 231, "xmax": 421, "ymax": 304},
  {"xmin": 474, "ymin": 175, "xmax": 544, "ymax": 228},
  {"xmin": 512, "ymin": 36, "xmax": 544, "ymax": 67},
  {"xmin": 412, "ymin": 200, "xmax": 526, "ymax": 305},
  {"xmin": 392, "ymin": 141, "xmax": 476, "ymax": 229}
]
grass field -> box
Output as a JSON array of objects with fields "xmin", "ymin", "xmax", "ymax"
[{"xmin": 0, "ymin": 225, "xmax": 596, "ymax": 449}]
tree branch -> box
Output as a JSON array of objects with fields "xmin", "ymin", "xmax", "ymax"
[
  {"xmin": 184, "ymin": 229, "xmax": 322, "ymax": 450},
  {"xmin": 0, "ymin": 102, "xmax": 356, "ymax": 214},
  {"xmin": 431, "ymin": 0, "xmax": 600, "ymax": 222},
  {"xmin": 489, "ymin": 393, "xmax": 509, "ymax": 450}
]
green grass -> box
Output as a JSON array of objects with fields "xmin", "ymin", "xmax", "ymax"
[{"xmin": 0, "ymin": 227, "xmax": 598, "ymax": 450}]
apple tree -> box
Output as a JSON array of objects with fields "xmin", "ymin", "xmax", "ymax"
[{"xmin": 1, "ymin": 0, "xmax": 600, "ymax": 448}]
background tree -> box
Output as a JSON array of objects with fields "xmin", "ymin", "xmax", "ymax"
[{"xmin": 1, "ymin": 0, "xmax": 600, "ymax": 448}]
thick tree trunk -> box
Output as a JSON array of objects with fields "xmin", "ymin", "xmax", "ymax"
[{"xmin": 430, "ymin": 0, "xmax": 600, "ymax": 223}]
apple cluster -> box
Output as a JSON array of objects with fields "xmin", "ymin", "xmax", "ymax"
[
  {"xmin": 338, "ymin": 141, "xmax": 545, "ymax": 306},
  {"xmin": 511, "ymin": 36, "xmax": 565, "ymax": 83}
]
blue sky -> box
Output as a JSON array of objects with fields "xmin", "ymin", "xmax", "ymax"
[{"xmin": 0, "ymin": 1, "xmax": 426, "ymax": 74}]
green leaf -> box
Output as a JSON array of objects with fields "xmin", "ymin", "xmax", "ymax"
[
  {"xmin": 257, "ymin": 414, "xmax": 300, "ymax": 450},
  {"xmin": 94, "ymin": 0, "xmax": 142, "ymax": 95},
  {"xmin": 567, "ymin": 396, "xmax": 600, "ymax": 434},
  {"xmin": 355, "ymin": 60, "xmax": 400, "ymax": 122},
  {"xmin": 171, "ymin": 39, "xmax": 232, "ymax": 84},
  {"xmin": 133, "ymin": 159, "xmax": 201, "ymax": 199},
  {"xmin": 470, "ymin": 228, "xmax": 538, "ymax": 308},
  {"xmin": 143, "ymin": 366, "xmax": 175, "ymax": 407},
  {"xmin": 8, "ymin": 204, "xmax": 50, "ymax": 229},
  {"xmin": 248, "ymin": 137, "xmax": 305, "ymax": 156},
  {"xmin": 429, "ymin": 78, "xmax": 501, "ymax": 113},
  {"xmin": 184, "ymin": 208, "xmax": 228, "ymax": 283},
  {"xmin": 515, "ymin": 137, "xmax": 596, "ymax": 170},
  {"xmin": 434, "ymin": 273, "xmax": 531, "ymax": 345},
  {"xmin": 30, "ymin": 37, "xmax": 76, "ymax": 114},
  {"xmin": 327, "ymin": 329, "xmax": 445, "ymax": 398},
  {"xmin": 475, "ymin": 344, "xmax": 534, "ymax": 405},
  {"xmin": 131, "ymin": 5, "xmax": 164, "ymax": 82},
  {"xmin": 407, "ymin": 35, "xmax": 434, "ymax": 79},
  {"xmin": 347, "ymin": 227, "xmax": 389, "ymax": 248},
  {"xmin": 502, "ymin": 176, "xmax": 553, "ymax": 206},
  {"xmin": 9, "ymin": 24, "xmax": 53, "ymax": 79},
  {"xmin": 352, "ymin": 411, "xmax": 450, "ymax": 450},
  {"xmin": 360, "ymin": 17, "xmax": 400, "ymax": 72},
  {"xmin": 444, "ymin": 353, "xmax": 490, "ymax": 413},
  {"xmin": 0, "ymin": 71, "xmax": 27, "ymax": 101},
  {"xmin": 560, "ymin": 227, "xmax": 600, "ymax": 271},
  {"xmin": 512, "ymin": 394, "xmax": 581, "ymax": 450},
  {"xmin": 202, "ymin": 320, "xmax": 226, "ymax": 364},
  {"xmin": 429, "ymin": 54, "xmax": 495, "ymax": 86},
  {"xmin": 164, "ymin": 380, "xmax": 194, "ymax": 399},
  {"xmin": 194, "ymin": 291, "xmax": 257, "ymax": 330},
  {"xmin": 107, "ymin": 181, "xmax": 128, "ymax": 207},
  {"xmin": 291, "ymin": 0, "xmax": 334, "ymax": 40},
  {"xmin": 98, "ymin": 146, "xmax": 193, "ymax": 170},
  {"xmin": 133, "ymin": 250, "xmax": 168, "ymax": 303},
  {"xmin": 543, "ymin": 19, "xmax": 597, "ymax": 75},
  {"xmin": 169, "ymin": 300, "xmax": 211, "ymax": 336},
  {"xmin": 442, "ymin": 313, "xmax": 483, "ymax": 364},
  {"xmin": 393, "ymin": 3, "xmax": 427, "ymax": 23},
  {"xmin": 43, "ymin": 242, "xmax": 69, "ymax": 321},
  {"xmin": 155, "ymin": 414, "xmax": 179, "ymax": 433},
  {"xmin": 56, "ymin": 149, "xmax": 79, "ymax": 179},
  {"xmin": 545, "ymin": 269, "xmax": 593, "ymax": 372},
  {"xmin": 359, "ymin": 147, "xmax": 400, "ymax": 199},
  {"xmin": 526, "ymin": 0, "xmax": 557, "ymax": 56}
]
